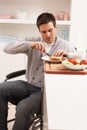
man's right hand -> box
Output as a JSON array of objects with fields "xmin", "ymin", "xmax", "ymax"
[{"xmin": 31, "ymin": 42, "xmax": 46, "ymax": 53}]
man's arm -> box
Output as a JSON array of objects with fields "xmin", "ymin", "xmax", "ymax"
[{"xmin": 3, "ymin": 40, "xmax": 31, "ymax": 54}]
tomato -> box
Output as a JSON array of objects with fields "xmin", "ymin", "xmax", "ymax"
[
  {"xmin": 68, "ymin": 58, "xmax": 79, "ymax": 65},
  {"xmin": 80, "ymin": 59, "xmax": 87, "ymax": 65}
]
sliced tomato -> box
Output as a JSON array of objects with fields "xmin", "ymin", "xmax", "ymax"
[
  {"xmin": 68, "ymin": 58, "xmax": 79, "ymax": 65},
  {"xmin": 80, "ymin": 59, "xmax": 87, "ymax": 65}
]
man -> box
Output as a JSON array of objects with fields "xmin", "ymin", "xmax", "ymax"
[{"xmin": 0, "ymin": 12, "xmax": 75, "ymax": 130}]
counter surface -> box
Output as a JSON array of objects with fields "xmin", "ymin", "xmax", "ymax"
[{"xmin": 44, "ymin": 61, "xmax": 87, "ymax": 75}]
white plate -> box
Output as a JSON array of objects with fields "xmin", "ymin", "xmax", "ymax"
[
  {"xmin": 62, "ymin": 60, "xmax": 87, "ymax": 70},
  {"xmin": 41, "ymin": 56, "xmax": 62, "ymax": 63}
]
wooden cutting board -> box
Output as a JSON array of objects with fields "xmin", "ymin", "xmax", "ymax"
[{"xmin": 44, "ymin": 62, "xmax": 87, "ymax": 75}]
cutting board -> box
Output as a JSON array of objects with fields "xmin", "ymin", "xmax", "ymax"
[{"xmin": 44, "ymin": 62, "xmax": 87, "ymax": 75}]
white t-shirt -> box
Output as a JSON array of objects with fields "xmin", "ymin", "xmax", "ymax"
[{"xmin": 43, "ymin": 42, "xmax": 54, "ymax": 53}]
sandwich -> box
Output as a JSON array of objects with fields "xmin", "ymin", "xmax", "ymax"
[{"xmin": 50, "ymin": 56, "xmax": 63, "ymax": 62}]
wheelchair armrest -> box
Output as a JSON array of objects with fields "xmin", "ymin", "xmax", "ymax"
[{"xmin": 5, "ymin": 69, "xmax": 26, "ymax": 81}]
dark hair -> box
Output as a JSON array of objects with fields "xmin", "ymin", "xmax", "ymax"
[{"xmin": 36, "ymin": 12, "xmax": 56, "ymax": 29}]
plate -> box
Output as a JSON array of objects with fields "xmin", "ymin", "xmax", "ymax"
[
  {"xmin": 62, "ymin": 60, "xmax": 87, "ymax": 70},
  {"xmin": 41, "ymin": 56, "xmax": 62, "ymax": 63}
]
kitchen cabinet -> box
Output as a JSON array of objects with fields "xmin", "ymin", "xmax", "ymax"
[
  {"xmin": 1, "ymin": 0, "xmax": 87, "ymax": 49},
  {"xmin": 45, "ymin": 73, "xmax": 87, "ymax": 130},
  {"xmin": 44, "ymin": 61, "xmax": 87, "ymax": 130},
  {"xmin": 0, "ymin": 0, "xmax": 71, "ymax": 40}
]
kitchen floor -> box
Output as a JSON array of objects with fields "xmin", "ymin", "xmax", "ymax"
[
  {"xmin": 8, "ymin": 121, "xmax": 14, "ymax": 130},
  {"xmin": 8, "ymin": 103, "xmax": 15, "ymax": 130}
]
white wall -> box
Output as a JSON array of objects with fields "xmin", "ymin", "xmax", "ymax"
[
  {"xmin": 0, "ymin": 42, "xmax": 26, "ymax": 82},
  {"xmin": 70, "ymin": 0, "xmax": 87, "ymax": 49}
]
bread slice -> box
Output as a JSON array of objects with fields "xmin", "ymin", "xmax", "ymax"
[{"xmin": 50, "ymin": 56, "xmax": 63, "ymax": 62}]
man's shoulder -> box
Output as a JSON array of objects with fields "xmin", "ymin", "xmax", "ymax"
[{"xmin": 58, "ymin": 37, "xmax": 69, "ymax": 43}]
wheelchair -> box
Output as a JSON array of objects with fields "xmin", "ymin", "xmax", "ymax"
[{"xmin": 4, "ymin": 69, "xmax": 43, "ymax": 130}]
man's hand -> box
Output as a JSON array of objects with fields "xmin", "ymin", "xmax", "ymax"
[
  {"xmin": 53, "ymin": 49, "xmax": 68, "ymax": 57},
  {"xmin": 31, "ymin": 42, "xmax": 45, "ymax": 53}
]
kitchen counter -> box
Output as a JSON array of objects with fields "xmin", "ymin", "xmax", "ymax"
[
  {"xmin": 44, "ymin": 61, "xmax": 87, "ymax": 130},
  {"xmin": 44, "ymin": 61, "xmax": 87, "ymax": 75}
]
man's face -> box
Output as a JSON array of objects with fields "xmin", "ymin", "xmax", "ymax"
[{"xmin": 39, "ymin": 22, "xmax": 57, "ymax": 44}]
